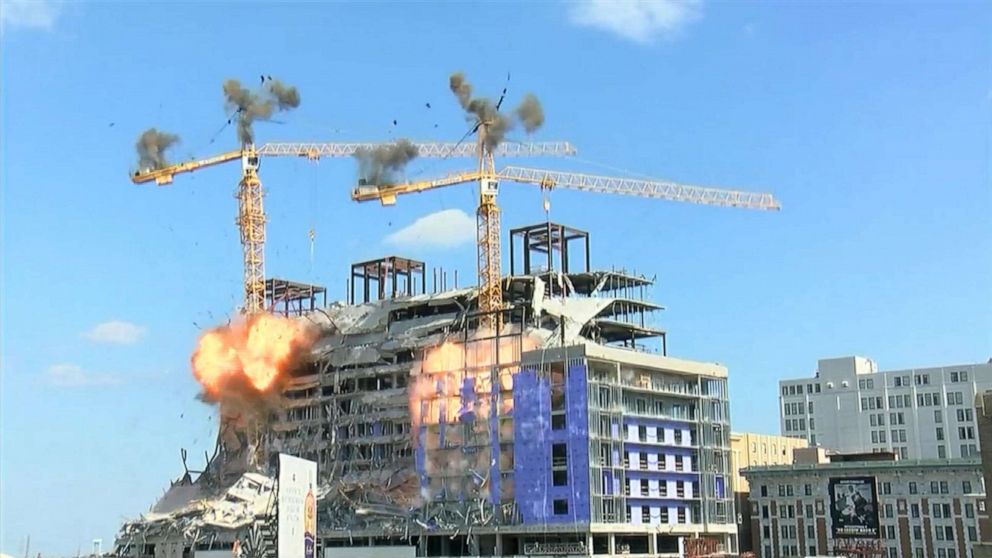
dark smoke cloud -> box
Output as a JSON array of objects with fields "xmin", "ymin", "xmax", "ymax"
[
  {"xmin": 136, "ymin": 128, "xmax": 180, "ymax": 171},
  {"xmin": 448, "ymin": 72, "xmax": 545, "ymax": 151},
  {"xmin": 223, "ymin": 78, "xmax": 301, "ymax": 144},
  {"xmin": 449, "ymin": 72, "xmax": 473, "ymax": 109},
  {"xmin": 355, "ymin": 139, "xmax": 419, "ymax": 185},
  {"xmin": 515, "ymin": 94, "xmax": 544, "ymax": 134}
]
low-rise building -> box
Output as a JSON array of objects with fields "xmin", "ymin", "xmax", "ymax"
[{"xmin": 743, "ymin": 451, "xmax": 990, "ymax": 558}]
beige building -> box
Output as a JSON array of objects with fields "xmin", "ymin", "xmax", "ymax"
[
  {"xmin": 731, "ymin": 433, "xmax": 809, "ymax": 554},
  {"xmin": 731, "ymin": 433, "xmax": 809, "ymax": 493}
]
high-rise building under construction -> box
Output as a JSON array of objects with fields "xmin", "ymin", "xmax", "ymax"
[{"xmin": 115, "ymin": 221, "xmax": 737, "ymax": 558}]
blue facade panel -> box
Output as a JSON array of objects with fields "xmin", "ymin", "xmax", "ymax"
[{"xmin": 512, "ymin": 363, "xmax": 591, "ymax": 525}]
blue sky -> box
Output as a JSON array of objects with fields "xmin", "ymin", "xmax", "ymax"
[{"xmin": 1, "ymin": 1, "xmax": 990, "ymax": 555}]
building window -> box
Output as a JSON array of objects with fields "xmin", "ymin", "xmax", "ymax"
[
  {"xmin": 886, "ymin": 525, "xmax": 895, "ymax": 539},
  {"xmin": 553, "ymin": 499, "xmax": 569, "ymax": 515},
  {"xmin": 935, "ymin": 410, "xmax": 943, "ymax": 423},
  {"xmin": 940, "ymin": 481, "xmax": 949, "ymax": 494},
  {"xmin": 964, "ymin": 481, "xmax": 973, "ymax": 494},
  {"xmin": 945, "ymin": 526, "xmax": 954, "ymax": 541},
  {"xmin": 911, "ymin": 504, "xmax": 920, "ymax": 518},
  {"xmin": 938, "ymin": 446, "xmax": 947, "ymax": 459},
  {"xmin": 937, "ymin": 427, "xmax": 945, "ymax": 441},
  {"xmin": 961, "ymin": 371, "xmax": 968, "ymax": 381},
  {"xmin": 762, "ymin": 505, "xmax": 769, "ymax": 519},
  {"xmin": 806, "ymin": 504, "xmax": 813, "ymax": 518},
  {"xmin": 969, "ymin": 526, "xmax": 978, "ymax": 541},
  {"xmin": 804, "ymin": 484, "xmax": 812, "ymax": 496},
  {"xmin": 641, "ymin": 507, "xmax": 651, "ymax": 523},
  {"xmin": 807, "ymin": 525, "xmax": 814, "ymax": 539},
  {"xmin": 913, "ymin": 526, "xmax": 922, "ymax": 540},
  {"xmin": 677, "ymin": 507, "xmax": 686, "ymax": 524},
  {"xmin": 882, "ymin": 482, "xmax": 891, "ymax": 495},
  {"xmin": 909, "ymin": 481, "xmax": 917, "ymax": 494},
  {"xmin": 966, "ymin": 503, "xmax": 975, "ymax": 518},
  {"xmin": 915, "ymin": 549, "xmax": 924, "ymax": 558},
  {"xmin": 885, "ymin": 504, "xmax": 893, "ymax": 518},
  {"xmin": 760, "ymin": 485, "xmax": 768, "ymax": 497}
]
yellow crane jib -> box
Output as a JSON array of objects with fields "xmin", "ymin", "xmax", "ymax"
[
  {"xmin": 352, "ymin": 171, "xmax": 485, "ymax": 205},
  {"xmin": 131, "ymin": 150, "xmax": 243, "ymax": 186}
]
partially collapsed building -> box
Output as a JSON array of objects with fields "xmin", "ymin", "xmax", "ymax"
[{"xmin": 115, "ymin": 222, "xmax": 737, "ymax": 558}]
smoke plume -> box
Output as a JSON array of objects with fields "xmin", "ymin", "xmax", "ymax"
[
  {"xmin": 447, "ymin": 72, "xmax": 545, "ymax": 151},
  {"xmin": 223, "ymin": 78, "xmax": 301, "ymax": 144},
  {"xmin": 515, "ymin": 94, "xmax": 544, "ymax": 134},
  {"xmin": 135, "ymin": 128, "xmax": 180, "ymax": 171},
  {"xmin": 355, "ymin": 139, "xmax": 419, "ymax": 185}
]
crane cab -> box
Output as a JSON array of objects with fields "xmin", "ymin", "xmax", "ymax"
[
  {"xmin": 241, "ymin": 149, "xmax": 260, "ymax": 173},
  {"xmin": 481, "ymin": 178, "xmax": 499, "ymax": 197}
]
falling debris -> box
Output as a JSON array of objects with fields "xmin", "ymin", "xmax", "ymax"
[
  {"xmin": 514, "ymin": 93, "xmax": 544, "ymax": 134},
  {"xmin": 425, "ymin": 102, "xmax": 431, "ymax": 109},
  {"xmin": 135, "ymin": 128, "xmax": 180, "ymax": 171},
  {"xmin": 354, "ymin": 139, "xmax": 419, "ymax": 186},
  {"xmin": 223, "ymin": 78, "xmax": 301, "ymax": 144},
  {"xmin": 448, "ymin": 71, "xmax": 545, "ymax": 150}
]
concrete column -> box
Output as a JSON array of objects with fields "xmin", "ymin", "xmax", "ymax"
[
  {"xmin": 494, "ymin": 534, "xmax": 503, "ymax": 557},
  {"xmin": 648, "ymin": 531, "xmax": 658, "ymax": 555},
  {"xmin": 608, "ymin": 533, "xmax": 616, "ymax": 555}
]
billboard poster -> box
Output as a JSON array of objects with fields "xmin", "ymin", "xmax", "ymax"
[
  {"xmin": 278, "ymin": 454, "xmax": 318, "ymax": 558},
  {"xmin": 828, "ymin": 476, "xmax": 880, "ymax": 538}
]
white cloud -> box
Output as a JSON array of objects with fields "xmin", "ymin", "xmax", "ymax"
[
  {"xmin": 568, "ymin": 0, "xmax": 703, "ymax": 44},
  {"xmin": 83, "ymin": 320, "xmax": 147, "ymax": 345},
  {"xmin": 1, "ymin": 0, "xmax": 61, "ymax": 30},
  {"xmin": 45, "ymin": 364, "xmax": 119, "ymax": 387},
  {"xmin": 384, "ymin": 209, "xmax": 476, "ymax": 249}
]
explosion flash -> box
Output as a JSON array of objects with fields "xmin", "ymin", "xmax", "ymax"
[{"xmin": 191, "ymin": 314, "xmax": 316, "ymax": 398}]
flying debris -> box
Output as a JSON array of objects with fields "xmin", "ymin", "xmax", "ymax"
[
  {"xmin": 425, "ymin": 102, "xmax": 431, "ymax": 109},
  {"xmin": 392, "ymin": 119, "xmax": 398, "ymax": 126}
]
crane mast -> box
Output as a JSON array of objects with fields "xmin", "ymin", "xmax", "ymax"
[
  {"xmin": 476, "ymin": 124, "xmax": 503, "ymax": 330},
  {"xmin": 237, "ymin": 146, "xmax": 266, "ymax": 313}
]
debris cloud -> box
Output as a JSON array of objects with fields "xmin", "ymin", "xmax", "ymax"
[
  {"xmin": 223, "ymin": 77, "xmax": 301, "ymax": 144},
  {"xmin": 355, "ymin": 139, "xmax": 419, "ymax": 185},
  {"xmin": 447, "ymin": 72, "xmax": 545, "ymax": 150},
  {"xmin": 192, "ymin": 314, "xmax": 316, "ymax": 402},
  {"xmin": 135, "ymin": 128, "xmax": 180, "ymax": 171},
  {"xmin": 515, "ymin": 94, "xmax": 544, "ymax": 134}
]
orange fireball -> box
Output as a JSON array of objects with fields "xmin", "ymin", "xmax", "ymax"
[{"xmin": 192, "ymin": 314, "xmax": 314, "ymax": 396}]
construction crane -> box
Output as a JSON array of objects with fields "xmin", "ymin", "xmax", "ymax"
[
  {"xmin": 130, "ymin": 141, "xmax": 576, "ymax": 314},
  {"xmin": 351, "ymin": 133, "xmax": 781, "ymax": 330}
]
